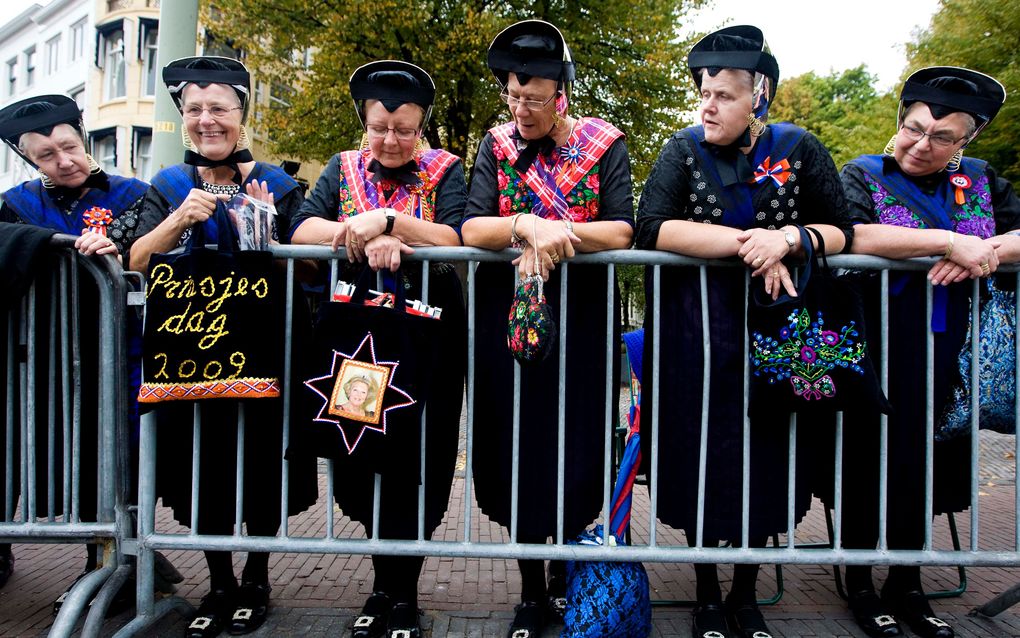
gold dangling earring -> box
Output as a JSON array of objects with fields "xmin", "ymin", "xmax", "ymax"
[
  {"xmin": 236, "ymin": 124, "xmax": 251, "ymax": 150},
  {"xmin": 883, "ymin": 135, "xmax": 897, "ymax": 156},
  {"xmin": 946, "ymin": 148, "xmax": 964, "ymax": 172},
  {"xmin": 746, "ymin": 113, "xmax": 766, "ymax": 138},
  {"xmin": 181, "ymin": 126, "xmax": 196, "ymax": 151},
  {"xmin": 360, "ymin": 133, "xmax": 370, "ymax": 151},
  {"xmin": 86, "ymin": 153, "xmax": 101, "ymax": 174},
  {"xmin": 38, "ymin": 169, "xmax": 55, "ymax": 188},
  {"xmin": 413, "ymin": 137, "xmax": 427, "ymax": 156},
  {"xmin": 552, "ymin": 111, "xmax": 565, "ymax": 129}
]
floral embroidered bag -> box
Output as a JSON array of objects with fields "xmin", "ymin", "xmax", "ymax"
[
  {"xmin": 508, "ymin": 274, "xmax": 557, "ymax": 364},
  {"xmin": 747, "ymin": 226, "xmax": 890, "ymax": 416}
]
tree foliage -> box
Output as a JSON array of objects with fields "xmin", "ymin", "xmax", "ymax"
[
  {"xmin": 769, "ymin": 66, "xmax": 896, "ymax": 169},
  {"xmin": 906, "ymin": 0, "xmax": 1020, "ymax": 182},
  {"xmin": 206, "ymin": 0, "xmax": 706, "ymax": 182}
]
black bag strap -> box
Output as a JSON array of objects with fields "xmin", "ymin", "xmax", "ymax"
[
  {"xmin": 805, "ymin": 226, "xmax": 830, "ymax": 273},
  {"xmin": 752, "ymin": 224, "xmax": 815, "ymax": 308},
  {"xmin": 186, "ymin": 204, "xmax": 237, "ymax": 254},
  {"xmin": 349, "ymin": 265, "xmax": 408, "ymax": 313}
]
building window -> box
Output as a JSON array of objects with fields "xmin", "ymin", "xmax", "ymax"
[
  {"xmin": 71, "ymin": 85, "xmax": 86, "ymax": 111},
  {"xmin": 5, "ymin": 59, "xmax": 16, "ymax": 97},
  {"xmin": 99, "ymin": 28, "xmax": 126, "ymax": 100},
  {"xmin": 70, "ymin": 19, "xmax": 86, "ymax": 62},
  {"xmin": 132, "ymin": 127, "xmax": 153, "ymax": 180},
  {"xmin": 91, "ymin": 129, "xmax": 118, "ymax": 175},
  {"xmin": 139, "ymin": 20, "xmax": 159, "ymax": 96},
  {"xmin": 203, "ymin": 31, "xmax": 241, "ymax": 59},
  {"xmin": 46, "ymin": 36, "xmax": 61, "ymax": 75},
  {"xmin": 24, "ymin": 47, "xmax": 36, "ymax": 88}
]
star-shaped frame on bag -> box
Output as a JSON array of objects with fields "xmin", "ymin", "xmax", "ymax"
[{"xmin": 304, "ymin": 332, "xmax": 415, "ymax": 455}]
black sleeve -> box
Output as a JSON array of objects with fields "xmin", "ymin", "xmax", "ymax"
[
  {"xmin": 595, "ymin": 137, "xmax": 635, "ymax": 226},
  {"xmin": 112, "ymin": 193, "xmax": 146, "ymax": 265},
  {"xmin": 288, "ymin": 154, "xmax": 343, "ymax": 239},
  {"xmin": 464, "ymin": 134, "xmax": 500, "ymax": 221},
  {"xmin": 635, "ymin": 135, "xmax": 691, "ymax": 250},
  {"xmin": 987, "ymin": 163, "xmax": 1020, "ymax": 234},
  {"xmin": 797, "ymin": 133, "xmax": 855, "ymax": 252},
  {"xmin": 0, "ymin": 201, "xmax": 23, "ymax": 224},
  {"xmin": 838, "ymin": 162, "xmax": 879, "ymax": 226},
  {"xmin": 272, "ymin": 185, "xmax": 304, "ymax": 244},
  {"xmin": 432, "ymin": 159, "xmax": 467, "ymax": 231},
  {"xmin": 133, "ymin": 187, "xmax": 173, "ymax": 239}
]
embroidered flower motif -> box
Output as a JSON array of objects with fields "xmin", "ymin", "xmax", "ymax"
[
  {"xmin": 690, "ymin": 194, "xmax": 698, "ymax": 202},
  {"xmin": 497, "ymin": 171, "xmax": 509, "ymax": 191},
  {"xmin": 585, "ymin": 173, "xmax": 599, "ymax": 192},
  {"xmin": 800, "ymin": 346, "xmax": 817, "ymax": 363},
  {"xmin": 711, "ymin": 208, "xmax": 722, "ymax": 217},
  {"xmin": 707, "ymin": 194, "xmax": 717, "ymax": 204}
]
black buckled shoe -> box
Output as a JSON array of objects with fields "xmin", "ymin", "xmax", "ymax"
[
  {"xmin": 0, "ymin": 551, "xmax": 13, "ymax": 589},
  {"xmin": 352, "ymin": 592, "xmax": 391, "ymax": 638},
  {"xmin": 186, "ymin": 588, "xmax": 236, "ymax": 638},
  {"xmin": 692, "ymin": 602, "xmax": 732, "ymax": 638},
  {"xmin": 726, "ymin": 599, "xmax": 773, "ymax": 638},
  {"xmin": 547, "ymin": 572, "xmax": 567, "ymax": 622},
  {"xmin": 849, "ymin": 590, "xmax": 903, "ymax": 637},
  {"xmin": 507, "ymin": 600, "xmax": 546, "ymax": 638},
  {"xmin": 885, "ymin": 589, "xmax": 954, "ymax": 638},
  {"xmin": 386, "ymin": 602, "xmax": 424, "ymax": 638},
  {"xmin": 227, "ymin": 582, "xmax": 271, "ymax": 635}
]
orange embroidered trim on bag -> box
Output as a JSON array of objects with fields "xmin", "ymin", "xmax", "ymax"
[{"xmin": 137, "ymin": 377, "xmax": 281, "ymax": 403}]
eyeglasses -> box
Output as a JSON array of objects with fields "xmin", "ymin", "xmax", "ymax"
[
  {"xmin": 899, "ymin": 124, "xmax": 967, "ymax": 149},
  {"xmin": 365, "ymin": 125, "xmax": 419, "ymax": 141},
  {"xmin": 499, "ymin": 91, "xmax": 559, "ymax": 112},
  {"xmin": 182, "ymin": 105, "xmax": 243, "ymax": 119}
]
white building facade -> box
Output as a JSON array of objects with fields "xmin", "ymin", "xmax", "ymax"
[{"xmin": 0, "ymin": 0, "xmax": 93, "ymax": 192}]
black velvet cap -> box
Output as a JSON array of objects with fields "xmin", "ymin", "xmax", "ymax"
[
  {"xmin": 162, "ymin": 56, "xmax": 252, "ymax": 120},
  {"xmin": 487, "ymin": 20, "xmax": 575, "ymax": 88},
  {"xmin": 0, "ymin": 94, "xmax": 82, "ymax": 146},
  {"xmin": 688, "ymin": 25, "xmax": 779, "ymax": 88},
  {"xmin": 349, "ymin": 60, "xmax": 436, "ymax": 121},
  {"xmin": 901, "ymin": 66, "xmax": 1006, "ymax": 125}
]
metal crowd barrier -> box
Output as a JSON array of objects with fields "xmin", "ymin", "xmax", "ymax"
[
  {"xmin": 1, "ymin": 235, "xmax": 133, "ymax": 638},
  {"xmin": 88, "ymin": 245, "xmax": 1020, "ymax": 636}
]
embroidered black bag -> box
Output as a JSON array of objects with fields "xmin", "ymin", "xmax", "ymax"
[
  {"xmin": 292, "ymin": 266, "xmax": 438, "ymax": 476},
  {"xmin": 507, "ymin": 274, "xmax": 557, "ymax": 364},
  {"xmin": 138, "ymin": 213, "xmax": 284, "ymax": 403},
  {"xmin": 747, "ymin": 226, "xmax": 889, "ymax": 417},
  {"xmin": 935, "ymin": 276, "xmax": 1017, "ymax": 441}
]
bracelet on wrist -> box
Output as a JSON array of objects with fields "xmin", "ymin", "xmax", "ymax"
[
  {"xmin": 944, "ymin": 230, "xmax": 955, "ymax": 259},
  {"xmin": 510, "ymin": 213, "xmax": 527, "ymax": 248}
]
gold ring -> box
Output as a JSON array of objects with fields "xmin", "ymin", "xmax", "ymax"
[
  {"xmin": 753, "ymin": 256, "xmax": 763, "ymax": 265},
  {"xmin": 771, "ymin": 270, "xmax": 780, "ymax": 278},
  {"xmin": 350, "ymin": 237, "xmax": 359, "ymax": 245},
  {"xmin": 550, "ymin": 253, "xmax": 560, "ymax": 263},
  {"xmin": 981, "ymin": 263, "xmax": 991, "ymax": 275}
]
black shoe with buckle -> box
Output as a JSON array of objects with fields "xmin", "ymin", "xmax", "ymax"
[
  {"xmin": 547, "ymin": 572, "xmax": 567, "ymax": 622},
  {"xmin": 186, "ymin": 588, "xmax": 236, "ymax": 638},
  {"xmin": 692, "ymin": 602, "xmax": 731, "ymax": 638},
  {"xmin": 885, "ymin": 589, "xmax": 954, "ymax": 638},
  {"xmin": 227, "ymin": 582, "xmax": 271, "ymax": 635},
  {"xmin": 725, "ymin": 598, "xmax": 773, "ymax": 638},
  {"xmin": 849, "ymin": 590, "xmax": 903, "ymax": 637},
  {"xmin": 507, "ymin": 600, "xmax": 545, "ymax": 638},
  {"xmin": 0, "ymin": 551, "xmax": 13, "ymax": 589},
  {"xmin": 386, "ymin": 602, "xmax": 423, "ymax": 638},
  {"xmin": 352, "ymin": 592, "xmax": 391, "ymax": 638}
]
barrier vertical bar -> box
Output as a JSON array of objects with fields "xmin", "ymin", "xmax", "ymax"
[
  {"xmin": 833, "ymin": 411, "xmax": 844, "ymax": 549},
  {"xmin": 280, "ymin": 259, "xmax": 294, "ymax": 537},
  {"xmin": 136, "ymin": 410, "xmax": 158, "ymax": 617},
  {"xmin": 70, "ymin": 253, "xmax": 81, "ymax": 523},
  {"xmin": 190, "ymin": 404, "xmax": 201, "ymax": 534},
  {"xmin": 878, "ymin": 270, "xmax": 889, "ymax": 550},
  {"xmin": 511, "ymin": 268, "xmax": 522, "ymax": 545},
  {"xmin": 5, "ymin": 310, "xmax": 14, "ymax": 521},
  {"xmin": 924, "ymin": 283, "xmax": 934, "ymax": 550},
  {"xmin": 418, "ymin": 262, "xmax": 431, "ymax": 542},
  {"xmin": 59, "ymin": 257, "xmax": 72, "ymax": 520},
  {"xmin": 741, "ymin": 270, "xmax": 751, "ymax": 548},
  {"xmin": 970, "ymin": 278, "xmax": 980, "ymax": 551},
  {"xmin": 326, "ymin": 459, "xmax": 335, "ymax": 539},
  {"xmin": 26, "ymin": 284, "xmax": 36, "ymax": 521},
  {"xmin": 47, "ymin": 267, "xmax": 57, "ymax": 521},
  {"xmin": 787, "ymin": 413, "xmax": 797, "ymax": 547},
  {"xmin": 602, "ymin": 264, "xmax": 614, "ymax": 542},
  {"xmin": 463, "ymin": 263, "xmax": 477, "ymax": 543},
  {"xmin": 235, "ymin": 403, "xmax": 246, "ymax": 535},
  {"xmin": 649, "ymin": 265, "xmax": 661, "ymax": 547},
  {"xmin": 695, "ymin": 266, "xmax": 711, "ymax": 548},
  {"xmin": 556, "ymin": 265, "xmax": 568, "ymax": 545}
]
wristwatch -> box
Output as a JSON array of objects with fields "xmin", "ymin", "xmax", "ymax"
[
  {"xmin": 782, "ymin": 230, "xmax": 796, "ymax": 250},
  {"xmin": 383, "ymin": 208, "xmax": 397, "ymax": 235}
]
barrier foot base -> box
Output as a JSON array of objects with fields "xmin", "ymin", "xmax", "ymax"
[{"xmin": 111, "ymin": 596, "xmax": 194, "ymax": 638}]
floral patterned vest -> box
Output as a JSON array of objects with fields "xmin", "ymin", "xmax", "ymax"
[
  {"xmin": 335, "ymin": 148, "xmax": 459, "ymax": 222},
  {"xmin": 850, "ymin": 155, "xmax": 994, "ymax": 239},
  {"xmin": 489, "ymin": 117, "xmax": 624, "ymax": 222}
]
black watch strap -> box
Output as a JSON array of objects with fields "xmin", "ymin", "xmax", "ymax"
[{"xmin": 383, "ymin": 210, "xmax": 396, "ymax": 235}]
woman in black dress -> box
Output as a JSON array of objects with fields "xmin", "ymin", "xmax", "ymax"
[
  {"xmin": 128, "ymin": 56, "xmax": 318, "ymax": 638},
  {"xmin": 635, "ymin": 26, "xmax": 855, "ymax": 638},
  {"xmin": 0, "ymin": 94, "xmax": 148, "ymax": 598},
  {"xmin": 461, "ymin": 20, "xmax": 634, "ymax": 638},
  {"xmin": 829, "ymin": 67, "xmax": 1020, "ymax": 638},
  {"xmin": 289, "ymin": 60, "xmax": 466, "ymax": 638}
]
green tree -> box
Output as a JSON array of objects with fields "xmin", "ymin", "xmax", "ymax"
[
  {"xmin": 769, "ymin": 66, "xmax": 896, "ymax": 168},
  {"xmin": 906, "ymin": 0, "xmax": 1020, "ymax": 182},
  {"xmin": 206, "ymin": 0, "xmax": 705, "ymax": 181}
]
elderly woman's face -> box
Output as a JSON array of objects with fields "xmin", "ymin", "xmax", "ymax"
[
  {"xmin": 894, "ymin": 102, "xmax": 972, "ymax": 177},
  {"xmin": 347, "ymin": 381, "xmax": 369, "ymax": 406},
  {"xmin": 505, "ymin": 73, "xmax": 560, "ymax": 141},
  {"xmin": 21, "ymin": 124, "xmax": 90, "ymax": 188},
  {"xmin": 364, "ymin": 100, "xmax": 423, "ymax": 169},
  {"xmin": 698, "ymin": 69, "xmax": 755, "ymax": 146},
  {"xmin": 181, "ymin": 83, "xmax": 244, "ymax": 161}
]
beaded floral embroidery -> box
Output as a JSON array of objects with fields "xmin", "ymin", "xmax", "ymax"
[
  {"xmin": 750, "ymin": 308, "xmax": 866, "ymax": 401},
  {"xmin": 493, "ymin": 143, "xmax": 600, "ymax": 222},
  {"xmin": 336, "ymin": 157, "xmax": 437, "ymax": 222},
  {"xmin": 864, "ymin": 173, "xmax": 995, "ymax": 238}
]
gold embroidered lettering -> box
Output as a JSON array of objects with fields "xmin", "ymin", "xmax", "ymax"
[
  {"xmin": 203, "ymin": 360, "xmax": 223, "ymax": 379},
  {"xmin": 158, "ymin": 301, "xmax": 191, "ymax": 334},
  {"xmin": 147, "ymin": 264, "xmax": 175, "ymax": 299},
  {"xmin": 199, "ymin": 276, "xmax": 215, "ymax": 297},
  {"xmin": 178, "ymin": 359, "xmax": 197, "ymax": 378},
  {"xmin": 197, "ymin": 313, "xmax": 230, "ymax": 350},
  {"xmin": 153, "ymin": 353, "xmax": 169, "ymax": 380},
  {"xmin": 205, "ymin": 274, "xmax": 236, "ymax": 313},
  {"xmin": 227, "ymin": 352, "xmax": 246, "ymax": 380},
  {"xmin": 251, "ymin": 278, "xmax": 268, "ymax": 298},
  {"xmin": 235, "ymin": 278, "xmax": 249, "ymax": 296},
  {"xmin": 185, "ymin": 310, "xmax": 205, "ymax": 333}
]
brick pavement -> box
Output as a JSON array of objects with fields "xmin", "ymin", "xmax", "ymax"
[{"xmin": 1, "ymin": 433, "xmax": 1019, "ymax": 637}]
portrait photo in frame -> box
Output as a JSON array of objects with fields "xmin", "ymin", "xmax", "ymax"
[{"xmin": 329, "ymin": 359, "xmax": 390, "ymax": 425}]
